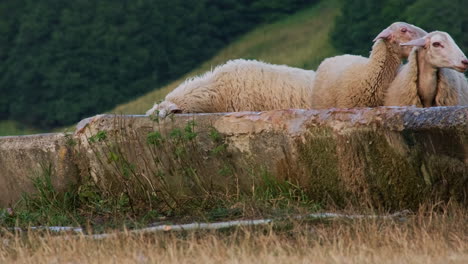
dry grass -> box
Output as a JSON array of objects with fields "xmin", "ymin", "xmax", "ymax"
[
  {"xmin": 2, "ymin": 205, "xmax": 467, "ymax": 264},
  {"xmin": 109, "ymin": 0, "xmax": 340, "ymax": 115}
]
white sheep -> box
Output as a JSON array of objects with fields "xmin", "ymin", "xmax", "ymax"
[
  {"xmin": 146, "ymin": 59, "xmax": 315, "ymax": 116},
  {"xmin": 384, "ymin": 31, "xmax": 468, "ymax": 107},
  {"xmin": 310, "ymin": 22, "xmax": 428, "ymax": 109}
]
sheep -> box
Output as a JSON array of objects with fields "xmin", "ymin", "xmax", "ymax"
[
  {"xmin": 310, "ymin": 22, "xmax": 428, "ymax": 109},
  {"xmin": 146, "ymin": 59, "xmax": 316, "ymax": 117},
  {"xmin": 384, "ymin": 31, "xmax": 468, "ymax": 107}
]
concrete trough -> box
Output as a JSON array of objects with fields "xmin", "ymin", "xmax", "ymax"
[
  {"xmin": 73, "ymin": 107, "xmax": 468, "ymax": 209},
  {"xmin": 0, "ymin": 133, "xmax": 79, "ymax": 206}
]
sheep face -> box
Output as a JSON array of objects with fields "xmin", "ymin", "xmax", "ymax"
[
  {"xmin": 401, "ymin": 31, "xmax": 468, "ymax": 73},
  {"xmin": 374, "ymin": 22, "xmax": 428, "ymax": 59}
]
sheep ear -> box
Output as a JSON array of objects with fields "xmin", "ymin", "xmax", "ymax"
[
  {"xmin": 167, "ymin": 103, "xmax": 182, "ymax": 113},
  {"xmin": 400, "ymin": 38, "xmax": 426, "ymax": 47},
  {"xmin": 373, "ymin": 28, "xmax": 393, "ymax": 42}
]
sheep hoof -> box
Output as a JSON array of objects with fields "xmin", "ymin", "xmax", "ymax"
[{"xmin": 146, "ymin": 101, "xmax": 182, "ymax": 118}]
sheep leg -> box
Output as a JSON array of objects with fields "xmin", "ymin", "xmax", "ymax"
[{"xmin": 146, "ymin": 101, "xmax": 182, "ymax": 118}]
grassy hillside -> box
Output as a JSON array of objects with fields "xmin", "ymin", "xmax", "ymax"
[
  {"xmin": 110, "ymin": 0, "xmax": 340, "ymax": 115},
  {"xmin": 0, "ymin": 120, "xmax": 41, "ymax": 136},
  {"xmin": 0, "ymin": 0, "xmax": 340, "ymax": 136}
]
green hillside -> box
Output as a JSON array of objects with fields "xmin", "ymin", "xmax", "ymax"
[
  {"xmin": 0, "ymin": 120, "xmax": 40, "ymax": 136},
  {"xmin": 110, "ymin": 0, "xmax": 340, "ymax": 115}
]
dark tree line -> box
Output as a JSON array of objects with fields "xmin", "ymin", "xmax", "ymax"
[
  {"xmin": 332, "ymin": 0, "xmax": 468, "ymax": 57},
  {"xmin": 0, "ymin": 0, "xmax": 317, "ymax": 128}
]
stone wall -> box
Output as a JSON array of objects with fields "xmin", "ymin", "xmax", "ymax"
[
  {"xmin": 1, "ymin": 107, "xmax": 467, "ymax": 209},
  {"xmin": 0, "ymin": 133, "xmax": 79, "ymax": 206}
]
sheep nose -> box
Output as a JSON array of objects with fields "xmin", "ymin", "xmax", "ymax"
[{"xmin": 462, "ymin": 59, "xmax": 468, "ymax": 66}]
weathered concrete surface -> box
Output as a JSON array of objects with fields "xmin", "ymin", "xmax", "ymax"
[
  {"xmin": 0, "ymin": 133, "xmax": 79, "ymax": 206},
  {"xmin": 74, "ymin": 106, "xmax": 468, "ymax": 209},
  {"xmin": 0, "ymin": 106, "xmax": 467, "ymax": 208}
]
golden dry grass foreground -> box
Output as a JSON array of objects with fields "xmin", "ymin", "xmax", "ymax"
[{"xmin": 1, "ymin": 205, "xmax": 467, "ymax": 264}]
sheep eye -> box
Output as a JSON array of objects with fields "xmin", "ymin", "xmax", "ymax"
[
  {"xmin": 401, "ymin": 28, "xmax": 408, "ymax": 33},
  {"xmin": 432, "ymin": 42, "xmax": 441, "ymax": 48}
]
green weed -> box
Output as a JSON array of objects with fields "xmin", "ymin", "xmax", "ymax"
[{"xmin": 1, "ymin": 163, "xmax": 79, "ymax": 227}]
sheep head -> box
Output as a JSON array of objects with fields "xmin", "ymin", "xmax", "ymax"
[
  {"xmin": 401, "ymin": 31, "xmax": 468, "ymax": 73},
  {"xmin": 374, "ymin": 22, "xmax": 428, "ymax": 59}
]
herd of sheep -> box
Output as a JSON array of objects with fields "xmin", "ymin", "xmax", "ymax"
[{"xmin": 146, "ymin": 22, "xmax": 468, "ymax": 117}]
